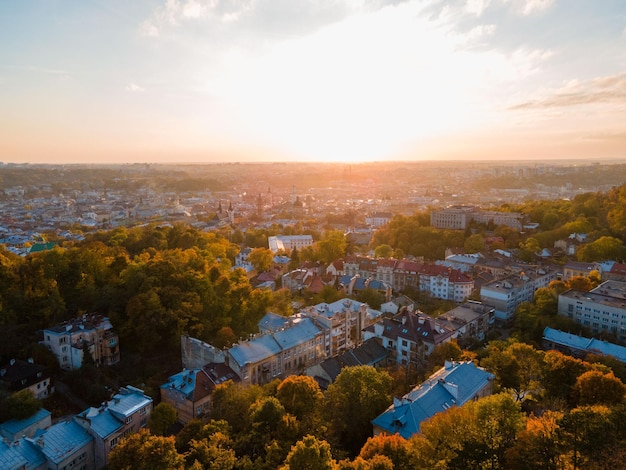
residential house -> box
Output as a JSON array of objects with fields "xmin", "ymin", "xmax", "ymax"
[
  {"xmin": 30, "ymin": 420, "xmax": 95, "ymax": 470},
  {"xmin": 301, "ymin": 299, "xmax": 380, "ymax": 357},
  {"xmin": 480, "ymin": 268, "xmax": 558, "ymax": 325},
  {"xmin": 542, "ymin": 327, "xmax": 626, "ymax": 363},
  {"xmin": 557, "ymin": 280, "xmax": 626, "ymax": 342},
  {"xmin": 363, "ymin": 308, "xmax": 455, "ymax": 368},
  {"xmin": 41, "ymin": 315, "xmax": 119, "ymax": 371},
  {"xmin": 304, "ymin": 337, "xmax": 389, "ymax": 389},
  {"xmin": 417, "ymin": 265, "xmax": 473, "ymax": 302},
  {"xmin": 74, "ymin": 385, "xmax": 152, "ymax": 469},
  {"xmin": 371, "ymin": 361, "xmax": 494, "ymax": 439},
  {"xmin": 160, "ymin": 362, "xmax": 240, "ymax": 424},
  {"xmin": 563, "ymin": 261, "xmax": 599, "ymax": 281},
  {"xmin": 437, "ymin": 301, "xmax": 495, "ymax": 346},
  {"xmin": 0, "ymin": 359, "xmax": 53, "ymax": 400},
  {"xmin": 226, "ymin": 317, "xmax": 325, "ymax": 385}
]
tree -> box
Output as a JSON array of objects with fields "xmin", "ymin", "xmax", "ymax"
[
  {"xmin": 358, "ymin": 434, "xmax": 417, "ymax": 470},
  {"xmin": 248, "ymin": 248, "xmax": 274, "ymax": 273},
  {"xmin": 542, "ymin": 350, "xmax": 591, "ymax": 405},
  {"xmin": 276, "ymin": 375, "xmax": 323, "ymax": 422},
  {"xmin": 184, "ymin": 434, "xmax": 237, "ymax": 470},
  {"xmin": 280, "ymin": 435, "xmax": 337, "ymax": 470},
  {"xmin": 324, "ymin": 366, "xmax": 393, "ymax": 456},
  {"xmin": 373, "ymin": 245, "xmax": 393, "ymax": 259},
  {"xmin": 108, "ymin": 429, "xmax": 184, "ymax": 470},
  {"xmin": 149, "ymin": 402, "xmax": 178, "ymax": 436},
  {"xmin": 572, "ymin": 370, "xmax": 626, "ymax": 406},
  {"xmin": 464, "ymin": 234, "xmax": 485, "ymax": 253},
  {"xmin": 318, "ymin": 230, "xmax": 347, "ymax": 264},
  {"xmin": 468, "ymin": 393, "xmax": 526, "ymax": 469},
  {"xmin": 566, "ymin": 276, "xmax": 593, "ymax": 292},
  {"xmin": 504, "ymin": 411, "xmax": 563, "ymax": 470},
  {"xmin": 0, "ymin": 389, "xmax": 41, "ymax": 421}
]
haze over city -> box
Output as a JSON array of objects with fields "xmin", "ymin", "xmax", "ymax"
[{"xmin": 1, "ymin": 0, "xmax": 625, "ymax": 164}]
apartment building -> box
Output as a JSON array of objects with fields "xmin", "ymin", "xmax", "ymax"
[
  {"xmin": 557, "ymin": 280, "xmax": 626, "ymax": 342},
  {"xmin": 41, "ymin": 315, "xmax": 119, "ymax": 371}
]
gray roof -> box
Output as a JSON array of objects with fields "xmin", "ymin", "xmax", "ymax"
[{"xmin": 229, "ymin": 334, "xmax": 282, "ymax": 367}]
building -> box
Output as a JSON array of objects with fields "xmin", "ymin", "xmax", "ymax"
[
  {"xmin": 160, "ymin": 363, "xmax": 239, "ymax": 424},
  {"xmin": 437, "ymin": 301, "xmax": 495, "ymax": 346},
  {"xmin": 304, "ymin": 337, "xmax": 389, "ymax": 389},
  {"xmin": 32, "ymin": 419, "xmax": 95, "ymax": 470},
  {"xmin": 226, "ymin": 317, "xmax": 325, "ymax": 385},
  {"xmin": 372, "ymin": 361, "xmax": 494, "ymax": 439},
  {"xmin": 563, "ymin": 261, "xmax": 599, "ymax": 281},
  {"xmin": 557, "ymin": 280, "xmax": 626, "ymax": 341},
  {"xmin": 365, "ymin": 212, "xmax": 393, "ymax": 228},
  {"xmin": 267, "ymin": 235, "xmax": 313, "ymax": 253},
  {"xmin": 417, "ymin": 265, "xmax": 474, "ymax": 302},
  {"xmin": 0, "ymin": 408, "xmax": 51, "ymax": 441},
  {"xmin": 480, "ymin": 268, "xmax": 558, "ymax": 325},
  {"xmin": 41, "ymin": 315, "xmax": 120, "ymax": 371},
  {"xmin": 301, "ymin": 299, "xmax": 380, "ymax": 357},
  {"xmin": 74, "ymin": 385, "xmax": 152, "ymax": 469},
  {"xmin": 363, "ymin": 308, "xmax": 455, "ymax": 368},
  {"xmin": 542, "ymin": 327, "xmax": 626, "ymax": 362},
  {"xmin": 0, "ymin": 359, "xmax": 53, "ymax": 400},
  {"xmin": 430, "ymin": 206, "xmax": 524, "ymax": 230}
]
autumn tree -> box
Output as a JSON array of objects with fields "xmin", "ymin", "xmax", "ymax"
[
  {"xmin": 280, "ymin": 435, "xmax": 337, "ymax": 470},
  {"xmin": 505, "ymin": 411, "xmax": 563, "ymax": 470},
  {"xmin": 276, "ymin": 375, "xmax": 323, "ymax": 428},
  {"xmin": 108, "ymin": 429, "xmax": 184, "ymax": 470},
  {"xmin": 358, "ymin": 434, "xmax": 417, "ymax": 470},
  {"xmin": 572, "ymin": 370, "xmax": 626, "ymax": 406}
]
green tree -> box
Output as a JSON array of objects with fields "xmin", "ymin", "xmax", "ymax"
[
  {"xmin": 464, "ymin": 233, "xmax": 486, "ymax": 253},
  {"xmin": 324, "ymin": 366, "xmax": 393, "ymax": 456},
  {"xmin": 108, "ymin": 429, "xmax": 184, "ymax": 470},
  {"xmin": 248, "ymin": 247, "xmax": 274, "ymax": 273},
  {"xmin": 318, "ymin": 230, "xmax": 347, "ymax": 264},
  {"xmin": 373, "ymin": 245, "xmax": 393, "ymax": 259},
  {"xmin": 0, "ymin": 389, "xmax": 41, "ymax": 421},
  {"xmin": 149, "ymin": 402, "xmax": 178, "ymax": 436},
  {"xmin": 280, "ymin": 435, "xmax": 337, "ymax": 470}
]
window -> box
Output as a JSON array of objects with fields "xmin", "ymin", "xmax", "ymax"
[
  {"xmin": 125, "ymin": 416, "xmax": 133, "ymax": 424},
  {"xmin": 140, "ymin": 407, "xmax": 147, "ymax": 416}
]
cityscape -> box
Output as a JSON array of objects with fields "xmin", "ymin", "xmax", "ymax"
[{"xmin": 2, "ymin": 0, "xmax": 626, "ymax": 468}]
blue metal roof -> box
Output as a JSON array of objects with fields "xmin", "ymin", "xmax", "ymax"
[
  {"xmin": 372, "ymin": 361, "xmax": 494, "ymax": 439},
  {"xmin": 272, "ymin": 318, "xmax": 321, "ymax": 350},
  {"xmin": 0, "ymin": 438, "xmax": 45, "ymax": 470},
  {"xmin": 108, "ymin": 387, "xmax": 152, "ymax": 419},
  {"xmin": 229, "ymin": 334, "xmax": 282, "ymax": 367},
  {"xmin": 39, "ymin": 420, "xmax": 93, "ymax": 465},
  {"xmin": 543, "ymin": 327, "xmax": 626, "ymax": 362},
  {"xmin": 258, "ymin": 312, "xmax": 290, "ymax": 333},
  {"xmin": 160, "ymin": 369, "xmax": 199, "ymax": 398},
  {"xmin": 76, "ymin": 407, "xmax": 122, "ymax": 439},
  {"xmin": 0, "ymin": 408, "xmax": 51, "ymax": 439}
]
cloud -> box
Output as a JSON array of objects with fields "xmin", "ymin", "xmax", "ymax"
[
  {"xmin": 125, "ymin": 83, "xmax": 146, "ymax": 92},
  {"xmin": 518, "ymin": 0, "xmax": 554, "ymax": 15},
  {"xmin": 510, "ymin": 73, "xmax": 626, "ymax": 110}
]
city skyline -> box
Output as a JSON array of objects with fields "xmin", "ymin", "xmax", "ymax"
[{"xmin": 1, "ymin": 0, "xmax": 625, "ymax": 164}]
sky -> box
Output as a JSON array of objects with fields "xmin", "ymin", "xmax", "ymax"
[{"xmin": 0, "ymin": 0, "xmax": 625, "ymax": 164}]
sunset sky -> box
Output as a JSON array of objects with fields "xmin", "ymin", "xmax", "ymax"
[{"xmin": 1, "ymin": 0, "xmax": 625, "ymax": 164}]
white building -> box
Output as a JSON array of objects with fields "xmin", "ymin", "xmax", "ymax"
[
  {"xmin": 557, "ymin": 280, "xmax": 626, "ymax": 342},
  {"xmin": 268, "ymin": 235, "xmax": 313, "ymax": 253}
]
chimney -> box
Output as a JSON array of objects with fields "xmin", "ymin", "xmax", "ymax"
[{"xmin": 27, "ymin": 358, "xmax": 34, "ymax": 364}]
